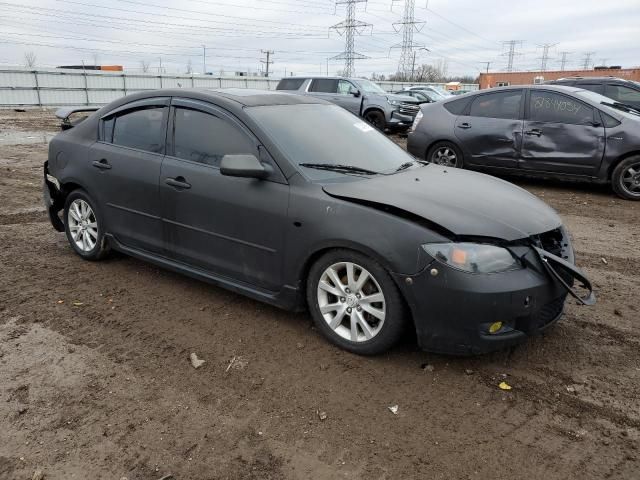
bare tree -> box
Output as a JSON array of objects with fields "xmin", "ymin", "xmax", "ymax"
[
  {"xmin": 186, "ymin": 59, "xmax": 193, "ymax": 74},
  {"xmin": 23, "ymin": 51, "xmax": 37, "ymax": 68},
  {"xmin": 140, "ymin": 60, "xmax": 150, "ymax": 73}
]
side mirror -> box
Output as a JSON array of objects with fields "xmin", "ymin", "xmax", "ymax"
[
  {"xmin": 220, "ymin": 154, "xmax": 269, "ymax": 179},
  {"xmin": 351, "ymin": 88, "xmax": 361, "ymax": 98}
]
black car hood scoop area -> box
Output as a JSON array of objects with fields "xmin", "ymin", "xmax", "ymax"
[{"xmin": 322, "ymin": 165, "xmax": 562, "ymax": 241}]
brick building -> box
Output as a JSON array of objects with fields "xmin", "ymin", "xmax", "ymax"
[{"xmin": 478, "ymin": 67, "xmax": 640, "ymax": 89}]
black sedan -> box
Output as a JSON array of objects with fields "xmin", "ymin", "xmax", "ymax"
[
  {"xmin": 407, "ymin": 85, "xmax": 640, "ymax": 200},
  {"xmin": 44, "ymin": 89, "xmax": 593, "ymax": 355}
]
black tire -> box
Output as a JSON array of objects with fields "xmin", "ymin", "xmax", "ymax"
[
  {"xmin": 611, "ymin": 155, "xmax": 640, "ymax": 201},
  {"xmin": 363, "ymin": 110, "xmax": 386, "ymax": 131},
  {"xmin": 306, "ymin": 249, "xmax": 406, "ymax": 355},
  {"xmin": 427, "ymin": 141, "xmax": 464, "ymax": 168},
  {"xmin": 63, "ymin": 189, "xmax": 109, "ymax": 260}
]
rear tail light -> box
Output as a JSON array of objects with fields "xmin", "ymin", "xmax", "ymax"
[{"xmin": 410, "ymin": 110, "xmax": 423, "ymax": 132}]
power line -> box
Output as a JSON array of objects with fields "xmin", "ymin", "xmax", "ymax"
[
  {"xmin": 390, "ymin": 0, "xmax": 425, "ymax": 78},
  {"xmin": 537, "ymin": 42, "xmax": 557, "ymax": 72},
  {"xmin": 582, "ymin": 51, "xmax": 595, "ymax": 70},
  {"xmin": 57, "ymin": 0, "xmax": 330, "ymax": 30},
  {"xmin": 558, "ymin": 51, "xmax": 570, "ymax": 71},
  {"xmin": 0, "ymin": 4, "xmax": 328, "ymax": 37},
  {"xmin": 260, "ymin": 49, "xmax": 274, "ymax": 77},
  {"xmin": 330, "ymin": 0, "xmax": 371, "ymax": 76},
  {"xmin": 501, "ymin": 40, "xmax": 523, "ymax": 72}
]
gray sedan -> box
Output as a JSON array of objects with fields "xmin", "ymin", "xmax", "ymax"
[{"xmin": 407, "ymin": 85, "xmax": 640, "ymax": 200}]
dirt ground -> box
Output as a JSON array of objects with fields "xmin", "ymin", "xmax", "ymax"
[{"xmin": 1, "ymin": 109, "xmax": 639, "ymax": 480}]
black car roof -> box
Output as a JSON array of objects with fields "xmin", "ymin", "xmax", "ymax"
[
  {"xmin": 103, "ymin": 88, "xmax": 328, "ymax": 109},
  {"xmin": 210, "ymin": 88, "xmax": 327, "ymax": 106}
]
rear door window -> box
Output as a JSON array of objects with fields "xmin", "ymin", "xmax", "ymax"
[
  {"xmin": 276, "ymin": 78, "xmax": 305, "ymax": 91},
  {"xmin": 309, "ymin": 79, "xmax": 338, "ymax": 93},
  {"xmin": 469, "ymin": 91, "xmax": 522, "ymax": 119},
  {"xmin": 172, "ymin": 107, "xmax": 255, "ymax": 167},
  {"xmin": 529, "ymin": 91, "xmax": 594, "ymax": 125},
  {"xmin": 110, "ymin": 107, "xmax": 166, "ymax": 153}
]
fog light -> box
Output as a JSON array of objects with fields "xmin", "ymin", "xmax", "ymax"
[{"xmin": 489, "ymin": 322, "xmax": 503, "ymax": 334}]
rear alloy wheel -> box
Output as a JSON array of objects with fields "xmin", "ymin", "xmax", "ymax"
[
  {"xmin": 612, "ymin": 155, "xmax": 640, "ymax": 200},
  {"xmin": 64, "ymin": 190, "xmax": 109, "ymax": 260},
  {"xmin": 363, "ymin": 110, "xmax": 386, "ymax": 131},
  {"xmin": 428, "ymin": 141, "xmax": 463, "ymax": 168},
  {"xmin": 307, "ymin": 250, "xmax": 405, "ymax": 355}
]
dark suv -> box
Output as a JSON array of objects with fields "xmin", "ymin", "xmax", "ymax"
[{"xmin": 546, "ymin": 76, "xmax": 640, "ymax": 110}]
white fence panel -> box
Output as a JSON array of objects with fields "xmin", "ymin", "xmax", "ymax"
[
  {"xmin": 37, "ymin": 72, "xmax": 84, "ymax": 89},
  {"xmin": 88, "ymin": 90, "xmax": 124, "ymax": 105},
  {"xmin": 160, "ymin": 76, "xmax": 187, "ymax": 88},
  {"xmin": 87, "ymin": 74, "xmax": 123, "ymax": 89},
  {"xmin": 124, "ymin": 75, "xmax": 162, "ymax": 89},
  {"xmin": 0, "ymin": 89, "xmax": 39, "ymax": 104},
  {"xmin": 0, "ymin": 71, "xmax": 37, "ymax": 88},
  {"xmin": 0, "ymin": 68, "xmax": 479, "ymax": 106},
  {"xmin": 39, "ymin": 90, "xmax": 87, "ymax": 105},
  {"xmin": 193, "ymin": 77, "xmax": 222, "ymax": 88}
]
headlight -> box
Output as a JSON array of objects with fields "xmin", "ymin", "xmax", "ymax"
[
  {"xmin": 422, "ymin": 243, "xmax": 521, "ymax": 274},
  {"xmin": 387, "ymin": 98, "xmax": 401, "ymax": 106},
  {"xmin": 410, "ymin": 110, "xmax": 423, "ymax": 132}
]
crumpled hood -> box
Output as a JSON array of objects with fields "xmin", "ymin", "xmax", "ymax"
[{"xmin": 322, "ymin": 165, "xmax": 562, "ymax": 241}]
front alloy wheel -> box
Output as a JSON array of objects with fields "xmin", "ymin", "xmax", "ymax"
[
  {"xmin": 612, "ymin": 155, "xmax": 640, "ymax": 200},
  {"xmin": 317, "ymin": 262, "xmax": 386, "ymax": 342},
  {"xmin": 307, "ymin": 250, "xmax": 406, "ymax": 355}
]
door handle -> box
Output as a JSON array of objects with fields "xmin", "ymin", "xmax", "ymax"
[
  {"xmin": 92, "ymin": 159, "xmax": 111, "ymax": 170},
  {"xmin": 457, "ymin": 122, "xmax": 471, "ymax": 129},
  {"xmin": 165, "ymin": 177, "xmax": 191, "ymax": 189},
  {"xmin": 525, "ymin": 129, "xmax": 542, "ymax": 137}
]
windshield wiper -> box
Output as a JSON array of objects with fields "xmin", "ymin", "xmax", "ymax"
[
  {"xmin": 299, "ymin": 163, "xmax": 380, "ymax": 175},
  {"xmin": 601, "ymin": 101, "xmax": 640, "ymax": 115}
]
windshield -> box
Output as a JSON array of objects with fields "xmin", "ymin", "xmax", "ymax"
[
  {"xmin": 354, "ymin": 79, "xmax": 387, "ymax": 94},
  {"xmin": 247, "ymin": 104, "xmax": 415, "ymax": 182}
]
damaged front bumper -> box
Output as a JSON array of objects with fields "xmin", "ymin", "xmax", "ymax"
[
  {"xmin": 43, "ymin": 161, "xmax": 65, "ymax": 232},
  {"xmin": 395, "ymin": 230, "xmax": 595, "ymax": 355}
]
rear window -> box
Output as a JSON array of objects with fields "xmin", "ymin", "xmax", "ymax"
[
  {"xmin": 276, "ymin": 78, "xmax": 305, "ymax": 91},
  {"xmin": 109, "ymin": 107, "xmax": 166, "ymax": 153},
  {"xmin": 443, "ymin": 96, "xmax": 472, "ymax": 115},
  {"xmin": 469, "ymin": 91, "xmax": 522, "ymax": 120}
]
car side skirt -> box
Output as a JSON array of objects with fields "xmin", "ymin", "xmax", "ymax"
[{"xmin": 105, "ymin": 234, "xmax": 303, "ymax": 311}]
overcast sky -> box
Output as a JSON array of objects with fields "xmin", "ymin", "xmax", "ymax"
[{"xmin": 0, "ymin": 0, "xmax": 638, "ymax": 77}]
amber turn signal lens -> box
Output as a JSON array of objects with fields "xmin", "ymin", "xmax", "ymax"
[{"xmin": 451, "ymin": 248, "xmax": 468, "ymax": 265}]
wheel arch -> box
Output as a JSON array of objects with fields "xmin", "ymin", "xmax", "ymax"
[
  {"xmin": 425, "ymin": 138, "xmax": 465, "ymax": 162},
  {"xmin": 607, "ymin": 150, "xmax": 640, "ymax": 180},
  {"xmin": 362, "ymin": 106, "xmax": 385, "ymax": 118},
  {"xmin": 296, "ymin": 241, "xmax": 412, "ymax": 315}
]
